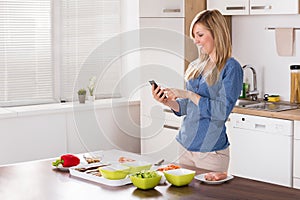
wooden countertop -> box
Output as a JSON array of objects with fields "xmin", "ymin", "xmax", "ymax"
[
  {"xmin": 232, "ymin": 107, "xmax": 300, "ymax": 121},
  {"xmin": 1, "ymin": 150, "xmax": 300, "ymax": 200}
]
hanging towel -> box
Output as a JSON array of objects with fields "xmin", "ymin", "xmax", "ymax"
[{"xmin": 275, "ymin": 28, "xmax": 295, "ymax": 56}]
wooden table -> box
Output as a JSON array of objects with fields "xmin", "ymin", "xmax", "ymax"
[{"xmin": 1, "ymin": 150, "xmax": 300, "ymax": 200}]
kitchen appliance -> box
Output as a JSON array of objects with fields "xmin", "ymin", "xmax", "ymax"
[
  {"xmin": 227, "ymin": 113, "xmax": 293, "ymax": 187},
  {"xmin": 290, "ymin": 65, "xmax": 300, "ymax": 103},
  {"xmin": 294, "ymin": 121, "xmax": 300, "ymax": 189}
]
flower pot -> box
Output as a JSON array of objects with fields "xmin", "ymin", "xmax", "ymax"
[
  {"xmin": 78, "ymin": 94, "xmax": 86, "ymax": 104},
  {"xmin": 88, "ymin": 95, "xmax": 95, "ymax": 102}
]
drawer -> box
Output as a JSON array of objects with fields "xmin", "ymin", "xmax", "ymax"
[
  {"xmin": 294, "ymin": 139, "xmax": 300, "ymax": 177},
  {"xmin": 294, "ymin": 178, "xmax": 300, "ymax": 189},
  {"xmin": 139, "ymin": 0, "xmax": 184, "ymax": 17}
]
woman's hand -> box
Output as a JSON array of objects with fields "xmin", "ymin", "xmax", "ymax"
[
  {"xmin": 164, "ymin": 88, "xmax": 189, "ymax": 100},
  {"xmin": 151, "ymin": 85, "xmax": 180, "ymax": 112},
  {"xmin": 165, "ymin": 88, "xmax": 201, "ymax": 106},
  {"xmin": 151, "ymin": 85, "xmax": 167, "ymax": 103}
]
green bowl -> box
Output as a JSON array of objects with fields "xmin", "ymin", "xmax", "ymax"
[
  {"xmin": 99, "ymin": 164, "xmax": 130, "ymax": 180},
  {"xmin": 122, "ymin": 161, "xmax": 152, "ymax": 174},
  {"xmin": 130, "ymin": 175, "xmax": 161, "ymax": 190},
  {"xmin": 164, "ymin": 168, "xmax": 195, "ymax": 186}
]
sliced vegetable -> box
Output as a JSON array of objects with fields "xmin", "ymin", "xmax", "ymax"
[
  {"xmin": 52, "ymin": 154, "xmax": 80, "ymax": 167},
  {"xmin": 157, "ymin": 164, "xmax": 180, "ymax": 172}
]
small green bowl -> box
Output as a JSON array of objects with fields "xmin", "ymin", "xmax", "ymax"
[
  {"xmin": 99, "ymin": 164, "xmax": 130, "ymax": 180},
  {"xmin": 130, "ymin": 175, "xmax": 162, "ymax": 190},
  {"xmin": 122, "ymin": 161, "xmax": 152, "ymax": 174},
  {"xmin": 164, "ymin": 168, "xmax": 195, "ymax": 186}
]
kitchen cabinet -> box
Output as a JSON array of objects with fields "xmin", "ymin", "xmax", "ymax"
[
  {"xmin": 139, "ymin": 0, "xmax": 205, "ymax": 161},
  {"xmin": 66, "ymin": 104, "xmax": 141, "ymax": 154},
  {"xmin": 0, "ymin": 113, "xmax": 66, "ymax": 165},
  {"xmin": 294, "ymin": 120, "xmax": 300, "ymax": 189},
  {"xmin": 227, "ymin": 113, "xmax": 293, "ymax": 187},
  {"xmin": 207, "ymin": 0, "xmax": 300, "ymax": 15}
]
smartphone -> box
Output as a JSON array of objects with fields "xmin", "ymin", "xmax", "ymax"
[{"xmin": 149, "ymin": 80, "xmax": 166, "ymax": 98}]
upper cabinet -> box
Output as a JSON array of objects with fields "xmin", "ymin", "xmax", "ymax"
[
  {"xmin": 139, "ymin": 0, "xmax": 184, "ymax": 18},
  {"xmin": 207, "ymin": 0, "xmax": 300, "ymax": 15}
]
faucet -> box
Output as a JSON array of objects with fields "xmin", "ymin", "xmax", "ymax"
[{"xmin": 242, "ymin": 65, "xmax": 259, "ymax": 101}]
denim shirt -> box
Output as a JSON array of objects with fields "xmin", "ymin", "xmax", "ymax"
[{"xmin": 173, "ymin": 57, "xmax": 243, "ymax": 152}]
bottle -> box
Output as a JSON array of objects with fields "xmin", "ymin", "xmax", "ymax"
[
  {"xmin": 239, "ymin": 83, "xmax": 249, "ymax": 99},
  {"xmin": 290, "ymin": 65, "xmax": 300, "ymax": 103}
]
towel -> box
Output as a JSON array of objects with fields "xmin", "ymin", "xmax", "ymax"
[{"xmin": 275, "ymin": 28, "xmax": 295, "ymax": 56}]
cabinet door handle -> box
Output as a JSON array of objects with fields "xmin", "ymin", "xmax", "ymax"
[
  {"xmin": 226, "ymin": 6, "xmax": 246, "ymax": 11},
  {"xmin": 163, "ymin": 124, "xmax": 180, "ymax": 130},
  {"xmin": 163, "ymin": 8, "xmax": 181, "ymax": 13},
  {"xmin": 251, "ymin": 5, "xmax": 272, "ymax": 10}
]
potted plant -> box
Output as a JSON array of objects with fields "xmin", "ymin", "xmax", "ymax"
[
  {"xmin": 87, "ymin": 76, "xmax": 96, "ymax": 102},
  {"xmin": 78, "ymin": 88, "xmax": 86, "ymax": 104}
]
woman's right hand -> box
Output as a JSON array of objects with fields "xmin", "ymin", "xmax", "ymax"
[
  {"xmin": 151, "ymin": 85, "xmax": 180, "ymax": 112},
  {"xmin": 151, "ymin": 84, "xmax": 167, "ymax": 103}
]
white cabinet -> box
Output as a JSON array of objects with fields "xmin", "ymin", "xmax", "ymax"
[
  {"xmin": 227, "ymin": 113, "xmax": 293, "ymax": 187},
  {"xmin": 67, "ymin": 104, "xmax": 141, "ymax": 154},
  {"xmin": 293, "ymin": 120, "xmax": 300, "ymax": 189},
  {"xmin": 250, "ymin": 0, "xmax": 299, "ymax": 15},
  {"xmin": 0, "ymin": 114, "xmax": 66, "ymax": 165},
  {"xmin": 139, "ymin": 0, "xmax": 204, "ymax": 162},
  {"xmin": 141, "ymin": 114, "xmax": 181, "ymax": 162},
  {"xmin": 139, "ymin": 0, "xmax": 184, "ymax": 18},
  {"xmin": 207, "ymin": 0, "xmax": 249, "ymax": 15},
  {"xmin": 207, "ymin": 0, "xmax": 300, "ymax": 15}
]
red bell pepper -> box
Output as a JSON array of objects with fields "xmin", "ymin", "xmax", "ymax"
[{"xmin": 52, "ymin": 154, "xmax": 80, "ymax": 167}]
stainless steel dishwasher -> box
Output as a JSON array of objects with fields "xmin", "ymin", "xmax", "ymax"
[{"xmin": 227, "ymin": 113, "xmax": 293, "ymax": 187}]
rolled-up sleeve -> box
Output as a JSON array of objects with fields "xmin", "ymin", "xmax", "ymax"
[{"xmin": 173, "ymin": 98, "xmax": 188, "ymax": 116}]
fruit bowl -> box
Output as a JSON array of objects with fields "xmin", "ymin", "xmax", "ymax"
[
  {"xmin": 130, "ymin": 170, "xmax": 162, "ymax": 190},
  {"xmin": 164, "ymin": 168, "xmax": 195, "ymax": 186},
  {"xmin": 99, "ymin": 164, "xmax": 130, "ymax": 180}
]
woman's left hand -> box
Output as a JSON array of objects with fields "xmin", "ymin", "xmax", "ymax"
[
  {"xmin": 164, "ymin": 88, "xmax": 190, "ymax": 100},
  {"xmin": 165, "ymin": 88, "xmax": 200, "ymax": 105}
]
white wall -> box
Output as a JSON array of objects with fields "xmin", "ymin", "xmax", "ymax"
[{"xmin": 232, "ymin": 15, "xmax": 300, "ymax": 101}]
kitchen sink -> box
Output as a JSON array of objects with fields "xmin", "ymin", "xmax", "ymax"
[
  {"xmin": 235, "ymin": 99, "xmax": 261, "ymax": 107},
  {"xmin": 235, "ymin": 99, "xmax": 298, "ymax": 112}
]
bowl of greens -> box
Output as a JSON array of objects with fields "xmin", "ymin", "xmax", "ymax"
[{"xmin": 130, "ymin": 170, "xmax": 161, "ymax": 190}]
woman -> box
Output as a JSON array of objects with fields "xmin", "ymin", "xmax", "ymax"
[{"xmin": 151, "ymin": 10, "xmax": 243, "ymax": 172}]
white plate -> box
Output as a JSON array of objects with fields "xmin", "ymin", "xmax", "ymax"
[
  {"xmin": 194, "ymin": 173, "xmax": 234, "ymax": 184},
  {"xmin": 52, "ymin": 165, "xmax": 72, "ymax": 172},
  {"xmin": 69, "ymin": 164, "xmax": 131, "ymax": 186}
]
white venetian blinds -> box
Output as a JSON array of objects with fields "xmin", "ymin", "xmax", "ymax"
[
  {"xmin": 60, "ymin": 0, "xmax": 122, "ymax": 100},
  {"xmin": 0, "ymin": 0, "xmax": 53, "ymax": 106}
]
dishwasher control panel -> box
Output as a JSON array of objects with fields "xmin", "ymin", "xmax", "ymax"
[{"xmin": 231, "ymin": 113, "xmax": 293, "ymax": 136}]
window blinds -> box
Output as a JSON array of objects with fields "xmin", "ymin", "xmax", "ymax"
[
  {"xmin": 60, "ymin": 0, "xmax": 121, "ymax": 101},
  {"xmin": 0, "ymin": 0, "xmax": 53, "ymax": 106}
]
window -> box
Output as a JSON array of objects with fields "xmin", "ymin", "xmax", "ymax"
[
  {"xmin": 0, "ymin": 0, "xmax": 122, "ymax": 107},
  {"xmin": 60, "ymin": 0, "xmax": 121, "ymax": 101},
  {"xmin": 0, "ymin": 0, "xmax": 53, "ymax": 107}
]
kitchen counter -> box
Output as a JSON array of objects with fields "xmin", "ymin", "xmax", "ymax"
[
  {"xmin": 1, "ymin": 149, "xmax": 300, "ymax": 200},
  {"xmin": 232, "ymin": 106, "xmax": 300, "ymax": 120}
]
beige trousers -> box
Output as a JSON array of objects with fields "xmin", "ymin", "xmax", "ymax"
[{"xmin": 178, "ymin": 145, "xmax": 230, "ymax": 172}]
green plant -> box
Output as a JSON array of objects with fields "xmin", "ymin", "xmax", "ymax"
[
  {"xmin": 77, "ymin": 88, "xmax": 86, "ymax": 95},
  {"xmin": 87, "ymin": 76, "xmax": 96, "ymax": 96}
]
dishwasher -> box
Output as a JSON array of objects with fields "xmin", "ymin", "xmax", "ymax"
[{"xmin": 227, "ymin": 113, "xmax": 293, "ymax": 187}]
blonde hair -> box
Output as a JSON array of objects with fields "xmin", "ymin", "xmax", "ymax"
[{"xmin": 185, "ymin": 10, "xmax": 232, "ymax": 85}]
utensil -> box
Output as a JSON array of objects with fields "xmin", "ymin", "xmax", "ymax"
[
  {"xmin": 154, "ymin": 159, "xmax": 164, "ymax": 166},
  {"xmin": 75, "ymin": 164, "xmax": 110, "ymax": 172}
]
